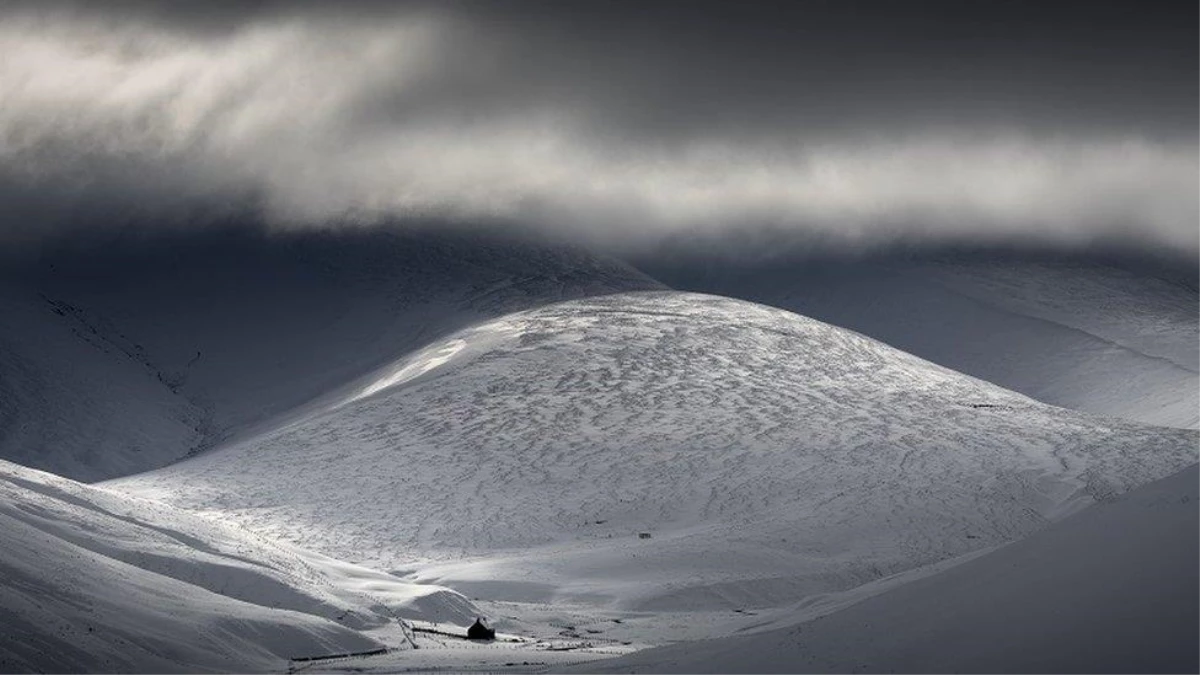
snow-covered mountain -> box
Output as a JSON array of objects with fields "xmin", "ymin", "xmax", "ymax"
[
  {"xmin": 0, "ymin": 230, "xmax": 659, "ymax": 481},
  {"xmin": 0, "ymin": 458, "xmax": 475, "ymax": 673},
  {"xmin": 110, "ymin": 290, "xmax": 1197, "ymax": 614},
  {"xmin": 0, "ymin": 286, "xmax": 205, "ymax": 482},
  {"xmin": 643, "ymin": 252, "xmax": 1199, "ymax": 428},
  {"xmin": 2, "ymin": 232, "xmax": 1195, "ymax": 672},
  {"xmin": 581, "ymin": 463, "xmax": 1199, "ymax": 674}
]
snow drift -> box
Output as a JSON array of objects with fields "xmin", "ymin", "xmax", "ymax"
[
  {"xmin": 580, "ymin": 463, "xmax": 1199, "ymax": 673},
  {"xmin": 0, "ymin": 458, "xmax": 475, "ymax": 673}
]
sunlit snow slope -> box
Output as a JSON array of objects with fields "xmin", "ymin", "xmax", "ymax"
[
  {"xmin": 583, "ymin": 463, "xmax": 1199, "ymax": 674},
  {"xmin": 112, "ymin": 291, "xmax": 1198, "ymax": 612},
  {"xmin": 0, "ymin": 459, "xmax": 475, "ymax": 673},
  {"xmin": 0, "ymin": 230, "xmax": 659, "ymax": 481},
  {"xmin": 646, "ymin": 253, "xmax": 1199, "ymax": 428}
]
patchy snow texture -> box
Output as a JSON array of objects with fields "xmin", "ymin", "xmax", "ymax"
[
  {"xmin": 111, "ymin": 291, "xmax": 1198, "ymax": 613},
  {"xmin": 648, "ymin": 255, "xmax": 1200, "ymax": 428}
]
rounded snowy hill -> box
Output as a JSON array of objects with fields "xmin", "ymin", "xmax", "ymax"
[
  {"xmin": 0, "ymin": 229, "xmax": 660, "ymax": 481},
  {"xmin": 644, "ymin": 250, "xmax": 1200, "ymax": 429},
  {"xmin": 111, "ymin": 290, "xmax": 1198, "ymax": 612}
]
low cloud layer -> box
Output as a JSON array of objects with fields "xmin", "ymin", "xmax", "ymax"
[{"xmin": 1, "ymin": 2, "xmax": 1196, "ymax": 256}]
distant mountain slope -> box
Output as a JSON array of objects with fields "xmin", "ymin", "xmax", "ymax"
[
  {"xmin": 642, "ymin": 253, "xmax": 1199, "ymax": 428},
  {"xmin": 581, "ymin": 463, "xmax": 1199, "ymax": 674},
  {"xmin": 110, "ymin": 291, "xmax": 1198, "ymax": 612},
  {"xmin": 0, "ymin": 458, "xmax": 474, "ymax": 673},
  {"xmin": 0, "ymin": 287, "xmax": 205, "ymax": 481},
  {"xmin": 0, "ymin": 229, "xmax": 660, "ymax": 481}
]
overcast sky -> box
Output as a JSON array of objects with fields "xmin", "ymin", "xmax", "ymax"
[{"xmin": 1, "ymin": 0, "xmax": 1196, "ymax": 256}]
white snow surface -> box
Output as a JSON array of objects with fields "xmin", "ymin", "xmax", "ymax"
[
  {"xmin": 4, "ymin": 237, "xmax": 1197, "ymax": 671},
  {"xmin": 110, "ymin": 290, "xmax": 1198, "ymax": 615},
  {"xmin": 579, "ymin": 463, "xmax": 1199, "ymax": 674},
  {"xmin": 0, "ymin": 458, "xmax": 476, "ymax": 673}
]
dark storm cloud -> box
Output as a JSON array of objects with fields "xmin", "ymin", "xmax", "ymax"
[
  {"xmin": 68, "ymin": 0, "xmax": 1193, "ymax": 139},
  {"xmin": 1, "ymin": 0, "xmax": 1196, "ymax": 255},
  {"xmin": 458, "ymin": 0, "xmax": 1198, "ymax": 141}
]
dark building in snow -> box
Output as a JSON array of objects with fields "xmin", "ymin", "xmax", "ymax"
[{"xmin": 467, "ymin": 617, "xmax": 495, "ymax": 640}]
